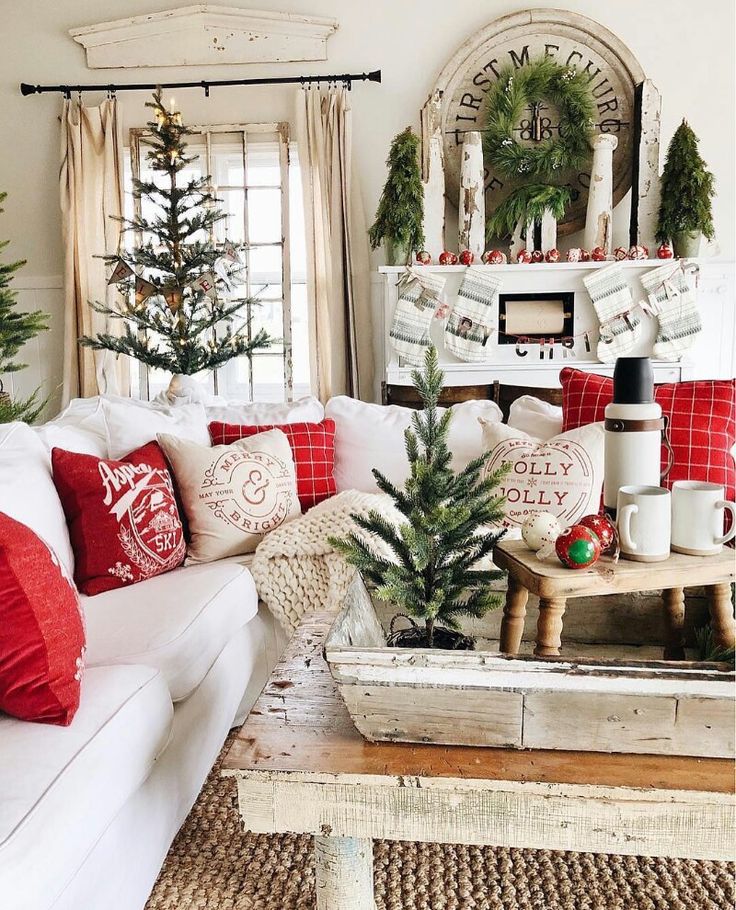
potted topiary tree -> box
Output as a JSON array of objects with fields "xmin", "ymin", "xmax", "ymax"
[
  {"xmin": 656, "ymin": 120, "xmax": 715, "ymax": 258},
  {"xmin": 330, "ymin": 347, "xmax": 508, "ymax": 649},
  {"xmin": 369, "ymin": 127, "xmax": 424, "ymax": 266}
]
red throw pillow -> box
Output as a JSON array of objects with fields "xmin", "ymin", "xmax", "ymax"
[
  {"xmin": 208, "ymin": 420, "xmax": 336, "ymax": 510},
  {"xmin": 0, "ymin": 513, "xmax": 85, "ymax": 725},
  {"xmin": 560, "ymin": 368, "xmax": 736, "ymax": 500},
  {"xmin": 52, "ymin": 442, "xmax": 186, "ymax": 596}
]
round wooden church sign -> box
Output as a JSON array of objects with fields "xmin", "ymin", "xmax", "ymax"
[{"xmin": 433, "ymin": 9, "xmax": 645, "ymax": 236}]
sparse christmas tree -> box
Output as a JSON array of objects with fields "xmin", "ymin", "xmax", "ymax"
[
  {"xmin": 0, "ymin": 190, "xmax": 48, "ymax": 423},
  {"xmin": 657, "ymin": 120, "xmax": 715, "ymax": 254},
  {"xmin": 330, "ymin": 347, "xmax": 508, "ymax": 649},
  {"xmin": 80, "ymin": 90, "xmax": 271, "ymax": 398},
  {"xmin": 369, "ymin": 126, "xmax": 424, "ymax": 266}
]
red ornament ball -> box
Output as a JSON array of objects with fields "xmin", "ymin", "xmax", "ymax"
[
  {"xmin": 516, "ymin": 249, "xmax": 533, "ymax": 264},
  {"xmin": 415, "ymin": 250, "xmax": 432, "ymax": 265},
  {"xmin": 613, "ymin": 246, "xmax": 628, "ymax": 261},
  {"xmin": 458, "ymin": 249, "xmax": 474, "ymax": 266},
  {"xmin": 591, "ymin": 246, "xmax": 608, "ymax": 261},
  {"xmin": 483, "ymin": 249, "xmax": 507, "ymax": 265},
  {"xmin": 579, "ymin": 249, "xmax": 591, "ymax": 262},
  {"xmin": 578, "ymin": 513, "xmax": 617, "ymax": 555},
  {"xmin": 628, "ymin": 244, "xmax": 648, "ymax": 260},
  {"xmin": 657, "ymin": 243, "xmax": 674, "ymax": 259},
  {"xmin": 439, "ymin": 250, "xmax": 458, "ymax": 265},
  {"xmin": 545, "ymin": 248, "xmax": 560, "ymax": 263},
  {"xmin": 531, "ymin": 249, "xmax": 544, "ymax": 263},
  {"xmin": 555, "ymin": 525, "xmax": 601, "ymax": 569}
]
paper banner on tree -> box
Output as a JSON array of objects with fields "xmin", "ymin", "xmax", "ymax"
[
  {"xmin": 108, "ymin": 258, "xmax": 134, "ymax": 285},
  {"xmin": 221, "ymin": 240, "xmax": 242, "ymax": 264},
  {"xmin": 214, "ymin": 259, "xmax": 234, "ymax": 291},
  {"xmin": 135, "ymin": 276, "xmax": 157, "ymax": 306},
  {"xmin": 163, "ymin": 286, "xmax": 183, "ymax": 312},
  {"xmin": 190, "ymin": 272, "xmax": 218, "ymax": 299}
]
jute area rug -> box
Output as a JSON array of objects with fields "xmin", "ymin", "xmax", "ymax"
[{"xmin": 146, "ymin": 731, "xmax": 734, "ymax": 910}]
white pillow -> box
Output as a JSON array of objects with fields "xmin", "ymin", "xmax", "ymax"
[
  {"xmin": 101, "ymin": 398, "xmax": 210, "ymax": 460},
  {"xmin": 325, "ymin": 396, "xmax": 503, "ymax": 493},
  {"xmin": 507, "ymin": 395, "xmax": 563, "ymax": 441},
  {"xmin": 479, "ymin": 419, "xmax": 605, "ymax": 534},
  {"xmin": 0, "ymin": 422, "xmax": 75, "ymax": 573},
  {"xmin": 206, "ymin": 395, "xmax": 324, "ymax": 426},
  {"xmin": 34, "ymin": 397, "xmax": 109, "ymax": 458}
]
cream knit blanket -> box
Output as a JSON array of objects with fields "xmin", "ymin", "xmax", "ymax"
[{"xmin": 251, "ymin": 491, "xmax": 402, "ymax": 633}]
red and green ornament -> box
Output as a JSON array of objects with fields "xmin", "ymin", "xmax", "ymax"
[
  {"xmin": 578, "ymin": 513, "xmax": 617, "ymax": 555},
  {"xmin": 555, "ymin": 524, "xmax": 601, "ymax": 569}
]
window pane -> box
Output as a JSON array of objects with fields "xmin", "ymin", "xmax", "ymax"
[
  {"xmin": 291, "ymin": 283, "xmax": 310, "ymax": 391},
  {"xmin": 211, "ymin": 136, "xmax": 245, "ymax": 186},
  {"xmin": 251, "ymin": 299, "xmax": 284, "ymax": 347},
  {"xmin": 252, "ymin": 354, "xmax": 286, "ymax": 402},
  {"xmin": 217, "ymin": 189, "xmax": 245, "ymax": 243},
  {"xmin": 248, "ymin": 244, "xmax": 282, "ymax": 277},
  {"xmin": 248, "ymin": 188, "xmax": 281, "ymax": 244},
  {"xmin": 289, "ymin": 146, "xmax": 307, "ymax": 281},
  {"xmin": 247, "ymin": 140, "xmax": 282, "ymax": 187}
]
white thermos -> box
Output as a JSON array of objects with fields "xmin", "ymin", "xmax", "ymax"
[{"xmin": 604, "ymin": 357, "xmax": 668, "ymax": 516}]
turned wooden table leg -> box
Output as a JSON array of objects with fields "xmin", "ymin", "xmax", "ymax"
[
  {"xmin": 500, "ymin": 577, "xmax": 529, "ymax": 655},
  {"xmin": 706, "ymin": 583, "xmax": 736, "ymax": 652},
  {"xmin": 662, "ymin": 587, "xmax": 686, "ymax": 660},
  {"xmin": 315, "ymin": 836, "xmax": 375, "ymax": 909},
  {"xmin": 535, "ymin": 596, "xmax": 567, "ymax": 657}
]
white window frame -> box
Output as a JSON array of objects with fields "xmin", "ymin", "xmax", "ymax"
[{"xmin": 128, "ymin": 121, "xmax": 294, "ymax": 402}]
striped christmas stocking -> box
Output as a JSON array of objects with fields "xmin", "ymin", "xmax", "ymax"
[
  {"xmin": 444, "ymin": 267, "xmax": 502, "ymax": 362},
  {"xmin": 389, "ymin": 268, "xmax": 447, "ymax": 366},
  {"xmin": 583, "ymin": 263, "xmax": 644, "ymax": 364},
  {"xmin": 639, "ymin": 261, "xmax": 701, "ymax": 361}
]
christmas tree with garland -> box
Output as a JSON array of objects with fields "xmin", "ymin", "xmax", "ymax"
[
  {"xmin": 0, "ymin": 191, "xmax": 48, "ymax": 422},
  {"xmin": 369, "ymin": 127, "xmax": 424, "ymax": 266},
  {"xmin": 330, "ymin": 347, "xmax": 509, "ymax": 649},
  {"xmin": 80, "ymin": 89, "xmax": 271, "ymax": 378},
  {"xmin": 656, "ymin": 119, "xmax": 715, "ymax": 245}
]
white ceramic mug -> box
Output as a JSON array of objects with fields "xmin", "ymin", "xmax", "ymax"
[
  {"xmin": 617, "ymin": 485, "xmax": 671, "ymax": 562},
  {"xmin": 671, "ymin": 481, "xmax": 736, "ymax": 556}
]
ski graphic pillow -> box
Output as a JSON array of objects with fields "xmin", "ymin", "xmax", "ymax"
[{"xmin": 52, "ymin": 442, "xmax": 185, "ymax": 596}]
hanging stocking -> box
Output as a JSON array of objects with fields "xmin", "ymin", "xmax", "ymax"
[
  {"xmin": 389, "ymin": 268, "xmax": 446, "ymax": 366},
  {"xmin": 444, "ymin": 267, "xmax": 502, "ymax": 362},
  {"xmin": 639, "ymin": 261, "xmax": 701, "ymax": 361},
  {"xmin": 584, "ymin": 263, "xmax": 644, "ymax": 364}
]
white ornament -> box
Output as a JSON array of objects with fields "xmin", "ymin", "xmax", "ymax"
[{"xmin": 521, "ymin": 511, "xmax": 563, "ymax": 552}]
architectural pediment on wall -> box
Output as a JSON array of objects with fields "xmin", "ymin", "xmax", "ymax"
[{"xmin": 69, "ymin": 5, "xmax": 339, "ymax": 68}]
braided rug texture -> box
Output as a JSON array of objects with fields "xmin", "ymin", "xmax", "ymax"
[{"xmin": 145, "ymin": 732, "xmax": 734, "ymax": 910}]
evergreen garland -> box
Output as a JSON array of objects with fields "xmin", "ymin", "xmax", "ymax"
[
  {"xmin": 0, "ymin": 190, "xmax": 49, "ymax": 423},
  {"xmin": 484, "ymin": 57, "xmax": 595, "ymax": 180},
  {"xmin": 80, "ymin": 89, "xmax": 271, "ymax": 376},
  {"xmin": 369, "ymin": 127, "xmax": 424, "ymax": 263},
  {"xmin": 329, "ymin": 347, "xmax": 509, "ymax": 648},
  {"xmin": 656, "ymin": 120, "xmax": 715, "ymax": 243},
  {"xmin": 486, "ymin": 184, "xmax": 572, "ymax": 241}
]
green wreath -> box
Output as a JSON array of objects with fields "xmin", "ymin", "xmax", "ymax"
[{"xmin": 484, "ymin": 57, "xmax": 596, "ymax": 180}]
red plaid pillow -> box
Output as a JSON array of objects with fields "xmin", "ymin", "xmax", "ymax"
[
  {"xmin": 560, "ymin": 368, "xmax": 736, "ymax": 500},
  {"xmin": 208, "ymin": 420, "xmax": 336, "ymax": 510},
  {"xmin": 52, "ymin": 442, "xmax": 186, "ymax": 596}
]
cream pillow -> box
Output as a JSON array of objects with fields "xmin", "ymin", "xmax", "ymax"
[
  {"xmin": 102, "ymin": 398, "xmax": 210, "ymax": 460},
  {"xmin": 479, "ymin": 419, "xmax": 604, "ymax": 533},
  {"xmin": 158, "ymin": 429, "xmax": 300, "ymax": 564}
]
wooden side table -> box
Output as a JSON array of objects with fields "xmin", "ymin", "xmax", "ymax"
[{"xmin": 494, "ymin": 539, "xmax": 736, "ymax": 659}]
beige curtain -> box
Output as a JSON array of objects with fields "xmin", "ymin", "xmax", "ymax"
[
  {"xmin": 60, "ymin": 98, "xmax": 128, "ymax": 405},
  {"xmin": 295, "ymin": 86, "xmax": 374, "ymax": 402}
]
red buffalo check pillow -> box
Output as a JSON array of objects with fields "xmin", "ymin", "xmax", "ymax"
[
  {"xmin": 208, "ymin": 419, "xmax": 336, "ymax": 510},
  {"xmin": 560, "ymin": 367, "xmax": 736, "ymax": 501},
  {"xmin": 52, "ymin": 442, "xmax": 185, "ymax": 596},
  {"xmin": 0, "ymin": 513, "xmax": 86, "ymax": 725}
]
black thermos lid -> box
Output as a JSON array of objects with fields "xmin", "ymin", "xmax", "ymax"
[{"xmin": 612, "ymin": 357, "xmax": 654, "ymax": 404}]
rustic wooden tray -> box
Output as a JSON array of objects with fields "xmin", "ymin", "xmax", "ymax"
[{"xmin": 324, "ymin": 575, "xmax": 735, "ymax": 758}]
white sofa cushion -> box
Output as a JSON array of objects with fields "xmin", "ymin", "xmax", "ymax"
[
  {"xmin": 101, "ymin": 398, "xmax": 210, "ymax": 460},
  {"xmin": 0, "ymin": 422, "xmax": 75, "ymax": 574},
  {"xmin": 82, "ymin": 561, "xmax": 259, "ymax": 701},
  {"xmin": 0, "ymin": 665, "xmax": 172, "ymax": 910},
  {"xmin": 205, "ymin": 395, "xmax": 324, "ymax": 425},
  {"xmin": 34, "ymin": 397, "xmax": 109, "ymax": 458},
  {"xmin": 507, "ymin": 395, "xmax": 564, "ymax": 441},
  {"xmin": 325, "ymin": 395, "xmax": 503, "ymax": 493}
]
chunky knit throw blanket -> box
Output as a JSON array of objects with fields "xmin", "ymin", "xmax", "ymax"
[{"xmin": 251, "ymin": 491, "xmax": 402, "ymax": 633}]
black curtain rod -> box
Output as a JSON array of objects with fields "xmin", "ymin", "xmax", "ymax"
[{"xmin": 20, "ymin": 69, "xmax": 381, "ymax": 98}]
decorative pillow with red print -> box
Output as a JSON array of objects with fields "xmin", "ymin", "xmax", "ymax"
[
  {"xmin": 560, "ymin": 367, "xmax": 736, "ymax": 501},
  {"xmin": 52, "ymin": 441, "xmax": 185, "ymax": 596},
  {"xmin": 208, "ymin": 420, "xmax": 336, "ymax": 511},
  {"xmin": 0, "ymin": 513, "xmax": 86, "ymax": 725}
]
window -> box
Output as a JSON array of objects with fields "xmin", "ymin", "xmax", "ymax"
[{"xmin": 125, "ymin": 123, "xmax": 309, "ymax": 402}]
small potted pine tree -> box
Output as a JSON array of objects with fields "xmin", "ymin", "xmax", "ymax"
[
  {"xmin": 656, "ymin": 120, "xmax": 715, "ymax": 258},
  {"xmin": 369, "ymin": 127, "xmax": 424, "ymax": 267},
  {"xmin": 330, "ymin": 347, "xmax": 508, "ymax": 649}
]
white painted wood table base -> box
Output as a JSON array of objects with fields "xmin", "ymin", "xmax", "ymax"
[{"xmin": 314, "ymin": 836, "xmax": 375, "ymax": 909}]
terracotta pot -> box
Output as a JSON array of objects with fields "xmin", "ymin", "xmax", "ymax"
[{"xmin": 672, "ymin": 230, "xmax": 703, "ymax": 258}]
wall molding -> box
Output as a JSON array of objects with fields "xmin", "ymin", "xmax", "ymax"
[{"xmin": 70, "ymin": 5, "xmax": 339, "ymax": 69}]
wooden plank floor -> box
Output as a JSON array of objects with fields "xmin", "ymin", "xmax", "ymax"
[{"xmin": 223, "ymin": 612, "xmax": 735, "ymax": 794}]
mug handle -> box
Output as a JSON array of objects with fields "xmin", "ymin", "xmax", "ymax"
[
  {"xmin": 715, "ymin": 501, "xmax": 736, "ymax": 546},
  {"xmin": 618, "ymin": 504, "xmax": 638, "ymax": 552}
]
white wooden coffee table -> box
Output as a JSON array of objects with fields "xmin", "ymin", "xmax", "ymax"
[{"xmin": 223, "ymin": 612, "xmax": 735, "ymax": 910}]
